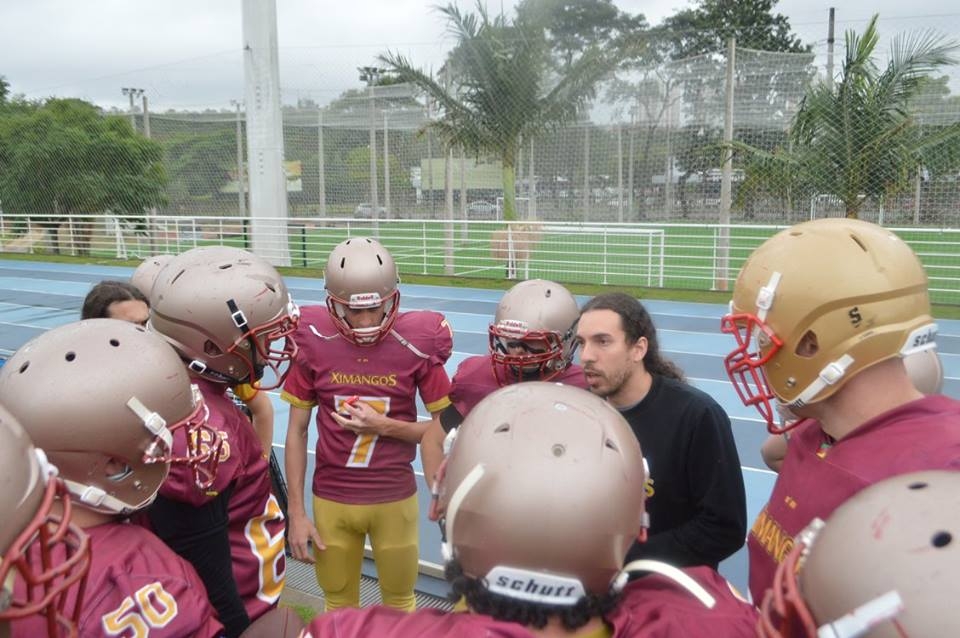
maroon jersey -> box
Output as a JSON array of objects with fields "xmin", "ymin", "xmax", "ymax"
[
  {"xmin": 282, "ymin": 306, "xmax": 453, "ymax": 505},
  {"xmin": 450, "ymin": 354, "xmax": 587, "ymax": 418},
  {"xmin": 160, "ymin": 378, "xmax": 285, "ymax": 622},
  {"xmin": 13, "ymin": 521, "xmax": 222, "ymax": 638},
  {"xmin": 748, "ymin": 394, "xmax": 960, "ymax": 602},
  {"xmin": 299, "ymin": 566, "xmax": 758, "ymax": 637}
]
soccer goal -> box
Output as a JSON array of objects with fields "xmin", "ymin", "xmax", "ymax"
[{"xmin": 496, "ymin": 197, "xmax": 530, "ymax": 221}]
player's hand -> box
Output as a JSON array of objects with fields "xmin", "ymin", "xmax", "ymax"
[
  {"xmin": 288, "ymin": 511, "xmax": 325, "ymax": 563},
  {"xmin": 331, "ymin": 399, "xmax": 384, "ymax": 436}
]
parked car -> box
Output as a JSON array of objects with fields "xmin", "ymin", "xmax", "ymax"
[
  {"xmin": 354, "ymin": 203, "xmax": 387, "ymax": 218},
  {"xmin": 467, "ymin": 200, "xmax": 498, "ymax": 218}
]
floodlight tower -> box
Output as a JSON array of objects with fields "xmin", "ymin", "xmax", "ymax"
[
  {"xmin": 359, "ymin": 66, "xmax": 385, "ymax": 230},
  {"xmin": 121, "ymin": 87, "xmax": 143, "ymax": 132}
]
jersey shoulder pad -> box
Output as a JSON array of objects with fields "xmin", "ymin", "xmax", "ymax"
[
  {"xmin": 453, "ymin": 355, "xmax": 494, "ymax": 385},
  {"xmin": 393, "ymin": 310, "xmax": 453, "ymax": 365}
]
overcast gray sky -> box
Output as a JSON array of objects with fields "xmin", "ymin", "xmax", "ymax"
[{"xmin": 1, "ymin": 0, "xmax": 958, "ymax": 111}]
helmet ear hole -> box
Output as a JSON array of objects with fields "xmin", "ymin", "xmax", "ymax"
[
  {"xmin": 203, "ymin": 340, "xmax": 224, "ymax": 356},
  {"xmin": 795, "ymin": 331, "xmax": 819, "ymax": 358}
]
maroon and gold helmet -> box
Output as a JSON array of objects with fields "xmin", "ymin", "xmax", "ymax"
[
  {"xmin": 760, "ymin": 470, "xmax": 960, "ymax": 638},
  {"xmin": 488, "ymin": 279, "xmax": 580, "ymax": 386},
  {"xmin": 323, "ymin": 237, "xmax": 400, "ymax": 346},
  {"xmin": 150, "ymin": 246, "xmax": 300, "ymax": 390},
  {"xmin": 438, "ymin": 382, "xmax": 646, "ymax": 602},
  {"xmin": 130, "ymin": 254, "xmax": 174, "ymax": 298},
  {"xmin": 722, "ymin": 219, "xmax": 934, "ymax": 433},
  {"xmin": 0, "ymin": 404, "xmax": 90, "ymax": 636},
  {"xmin": 0, "ymin": 319, "xmax": 222, "ymax": 512}
]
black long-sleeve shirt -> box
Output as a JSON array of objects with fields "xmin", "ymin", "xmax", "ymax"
[{"xmin": 618, "ymin": 374, "xmax": 747, "ymax": 569}]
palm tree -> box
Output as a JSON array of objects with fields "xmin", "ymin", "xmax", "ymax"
[
  {"xmin": 787, "ymin": 15, "xmax": 960, "ymax": 218},
  {"xmin": 379, "ymin": 2, "xmax": 616, "ymax": 221}
]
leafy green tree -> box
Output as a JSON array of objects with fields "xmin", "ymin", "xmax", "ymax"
[
  {"xmin": 743, "ymin": 16, "xmax": 960, "ymax": 218},
  {"xmin": 0, "ymin": 98, "xmax": 166, "ymax": 253},
  {"xmin": 655, "ymin": 0, "xmax": 807, "ymax": 60},
  {"xmin": 380, "ymin": 2, "xmax": 617, "ymax": 220},
  {"xmin": 519, "ymin": 0, "xmax": 649, "ymax": 69},
  {"xmin": 162, "ymin": 128, "xmax": 235, "ymax": 201},
  {"xmin": 634, "ymin": 0, "xmax": 812, "ymax": 216}
]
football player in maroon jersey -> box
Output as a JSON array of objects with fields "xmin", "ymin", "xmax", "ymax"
[
  {"xmin": 420, "ymin": 278, "xmax": 586, "ymax": 492},
  {"xmin": 721, "ymin": 218, "xmax": 960, "ymax": 603},
  {"xmin": 282, "ymin": 237, "xmax": 453, "ymax": 612},
  {"xmin": 759, "ymin": 470, "xmax": 960, "ymax": 637},
  {"xmin": 760, "ymin": 348, "xmax": 946, "ymax": 472},
  {"xmin": 149, "ymin": 246, "xmax": 300, "ymax": 631},
  {"xmin": 299, "ymin": 382, "xmax": 759, "ymax": 637},
  {"xmin": 0, "ymin": 320, "xmax": 223, "ymax": 638},
  {"xmin": 0, "ymin": 405, "xmax": 90, "ymax": 638}
]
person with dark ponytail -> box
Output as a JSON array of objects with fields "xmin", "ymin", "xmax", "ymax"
[{"xmin": 576, "ymin": 292, "xmax": 746, "ymax": 570}]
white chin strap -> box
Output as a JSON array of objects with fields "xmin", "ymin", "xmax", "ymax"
[
  {"xmin": 614, "ymin": 560, "xmax": 716, "ymax": 609},
  {"xmin": 787, "ymin": 354, "xmax": 855, "ymax": 410},
  {"xmin": 126, "ymin": 396, "xmax": 173, "ymax": 459},
  {"xmin": 817, "ymin": 590, "xmax": 904, "ymax": 638},
  {"xmin": 62, "ymin": 477, "xmax": 155, "ymax": 516}
]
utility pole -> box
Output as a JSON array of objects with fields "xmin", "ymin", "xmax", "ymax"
[
  {"xmin": 231, "ymin": 100, "xmax": 246, "ymax": 218},
  {"xmin": 121, "ymin": 87, "xmax": 143, "ymax": 132}
]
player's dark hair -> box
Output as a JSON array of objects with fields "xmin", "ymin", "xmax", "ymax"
[
  {"xmin": 580, "ymin": 292, "xmax": 685, "ymax": 382},
  {"xmin": 445, "ymin": 560, "xmax": 619, "ymax": 631},
  {"xmin": 81, "ymin": 280, "xmax": 149, "ymax": 320}
]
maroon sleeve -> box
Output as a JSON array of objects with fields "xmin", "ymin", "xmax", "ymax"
[
  {"xmin": 84, "ymin": 526, "xmax": 224, "ymax": 638},
  {"xmin": 612, "ymin": 568, "xmax": 758, "ymax": 637}
]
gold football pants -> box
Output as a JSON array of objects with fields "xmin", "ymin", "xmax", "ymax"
[{"xmin": 311, "ymin": 493, "xmax": 419, "ymax": 612}]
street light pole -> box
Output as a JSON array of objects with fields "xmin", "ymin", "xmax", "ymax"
[{"xmin": 121, "ymin": 87, "xmax": 143, "ymax": 132}]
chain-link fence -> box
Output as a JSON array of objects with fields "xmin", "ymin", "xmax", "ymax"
[{"xmin": 4, "ymin": 14, "xmax": 960, "ymax": 228}]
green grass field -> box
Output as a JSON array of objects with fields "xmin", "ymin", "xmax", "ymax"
[{"xmin": 7, "ymin": 219, "xmax": 960, "ymax": 310}]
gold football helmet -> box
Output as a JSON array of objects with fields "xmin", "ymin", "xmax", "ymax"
[
  {"xmin": 150, "ymin": 246, "xmax": 300, "ymax": 390},
  {"xmin": 130, "ymin": 253, "xmax": 174, "ymax": 298},
  {"xmin": 488, "ymin": 279, "xmax": 580, "ymax": 385},
  {"xmin": 0, "ymin": 405, "xmax": 90, "ymax": 635},
  {"xmin": 760, "ymin": 470, "xmax": 960, "ymax": 637},
  {"xmin": 722, "ymin": 219, "xmax": 934, "ymax": 432},
  {"xmin": 0, "ymin": 319, "xmax": 222, "ymax": 511},
  {"xmin": 323, "ymin": 237, "xmax": 400, "ymax": 346},
  {"xmin": 438, "ymin": 382, "xmax": 646, "ymax": 601}
]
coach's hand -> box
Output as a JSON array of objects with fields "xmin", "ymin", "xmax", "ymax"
[{"xmin": 288, "ymin": 510, "xmax": 325, "ymax": 563}]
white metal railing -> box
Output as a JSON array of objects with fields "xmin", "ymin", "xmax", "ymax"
[{"xmin": 0, "ymin": 213, "xmax": 957, "ymax": 305}]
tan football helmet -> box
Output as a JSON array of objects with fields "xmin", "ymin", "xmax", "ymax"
[
  {"xmin": 721, "ymin": 219, "xmax": 934, "ymax": 433},
  {"xmin": 488, "ymin": 279, "xmax": 580, "ymax": 385},
  {"xmin": 0, "ymin": 405, "xmax": 90, "ymax": 634},
  {"xmin": 438, "ymin": 382, "xmax": 646, "ymax": 601},
  {"xmin": 323, "ymin": 237, "xmax": 400, "ymax": 345},
  {"xmin": 130, "ymin": 253, "xmax": 174, "ymax": 297},
  {"xmin": 760, "ymin": 470, "xmax": 960, "ymax": 638},
  {"xmin": 903, "ymin": 348, "xmax": 943, "ymax": 395},
  {"xmin": 0, "ymin": 319, "xmax": 222, "ymax": 514},
  {"xmin": 150, "ymin": 246, "xmax": 300, "ymax": 389}
]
